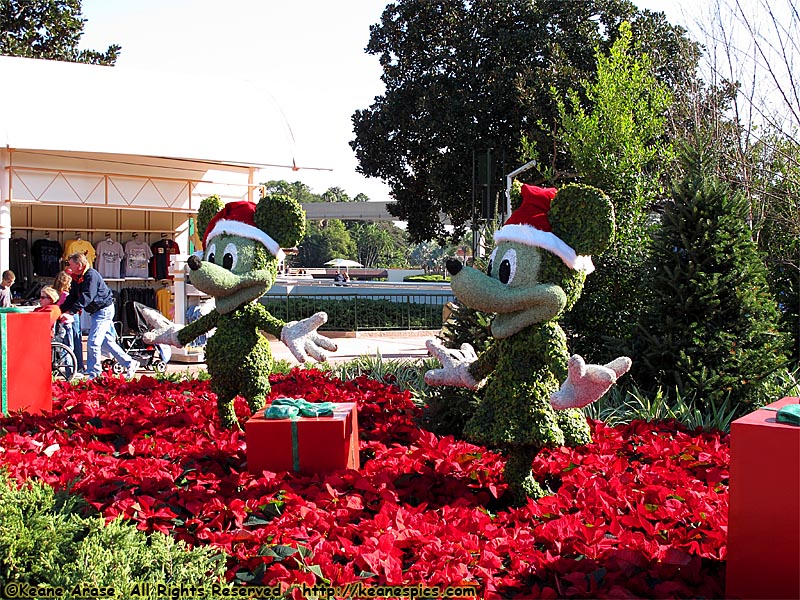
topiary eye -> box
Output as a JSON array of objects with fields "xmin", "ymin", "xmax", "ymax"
[
  {"xmin": 206, "ymin": 243, "xmax": 216, "ymax": 264},
  {"xmin": 498, "ymin": 249, "xmax": 517, "ymax": 284},
  {"xmin": 223, "ymin": 243, "xmax": 238, "ymax": 270},
  {"xmin": 487, "ymin": 248, "xmax": 497, "ymax": 276}
]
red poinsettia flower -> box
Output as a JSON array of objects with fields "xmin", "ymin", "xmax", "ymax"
[{"xmin": 0, "ymin": 371, "xmax": 729, "ymax": 597}]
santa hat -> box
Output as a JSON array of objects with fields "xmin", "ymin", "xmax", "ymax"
[
  {"xmin": 494, "ymin": 184, "xmax": 594, "ymax": 273},
  {"xmin": 203, "ymin": 201, "xmax": 285, "ymax": 261}
]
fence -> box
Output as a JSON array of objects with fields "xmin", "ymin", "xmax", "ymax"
[{"xmin": 260, "ymin": 291, "xmax": 454, "ymax": 331}]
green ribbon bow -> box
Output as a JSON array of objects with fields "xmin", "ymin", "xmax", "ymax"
[
  {"xmin": 263, "ymin": 397, "xmax": 337, "ymax": 472},
  {"xmin": 776, "ymin": 404, "xmax": 800, "ymax": 426},
  {"xmin": 263, "ymin": 397, "xmax": 336, "ymax": 420}
]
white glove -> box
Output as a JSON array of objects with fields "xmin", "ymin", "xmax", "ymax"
[
  {"xmin": 550, "ymin": 355, "xmax": 632, "ymax": 410},
  {"xmin": 424, "ymin": 339, "xmax": 479, "ymax": 389},
  {"xmin": 280, "ymin": 312, "xmax": 338, "ymax": 363},
  {"xmin": 140, "ymin": 305, "xmax": 184, "ymax": 348}
]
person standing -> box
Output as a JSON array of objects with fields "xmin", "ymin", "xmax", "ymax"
[
  {"xmin": 53, "ymin": 270, "xmax": 84, "ymax": 373},
  {"xmin": 59, "ymin": 253, "xmax": 139, "ymax": 380},
  {"xmin": 0, "ymin": 270, "xmax": 15, "ymax": 307}
]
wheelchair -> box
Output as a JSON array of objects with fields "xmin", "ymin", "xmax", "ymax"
[{"xmin": 51, "ymin": 323, "xmax": 78, "ymax": 382}]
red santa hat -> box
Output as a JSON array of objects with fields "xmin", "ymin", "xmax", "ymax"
[
  {"xmin": 494, "ymin": 184, "xmax": 594, "ymax": 273},
  {"xmin": 203, "ymin": 201, "xmax": 285, "ymax": 261}
]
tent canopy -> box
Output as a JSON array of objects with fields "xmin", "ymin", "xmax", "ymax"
[
  {"xmin": 325, "ymin": 258, "xmax": 363, "ymax": 268},
  {"xmin": 0, "ymin": 55, "xmax": 300, "ymax": 169}
]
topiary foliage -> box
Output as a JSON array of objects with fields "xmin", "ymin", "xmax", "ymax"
[
  {"xmin": 549, "ymin": 183, "xmax": 615, "ymax": 256},
  {"xmin": 169, "ymin": 193, "xmax": 328, "ymax": 429},
  {"xmin": 197, "ymin": 194, "xmax": 225, "ymax": 241},
  {"xmin": 254, "ymin": 193, "xmax": 306, "ymax": 249},
  {"xmin": 427, "ymin": 183, "xmax": 624, "ymax": 506}
]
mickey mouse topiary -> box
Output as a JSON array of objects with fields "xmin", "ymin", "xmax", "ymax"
[
  {"xmin": 426, "ymin": 183, "xmax": 631, "ymax": 504},
  {"xmin": 143, "ymin": 194, "xmax": 336, "ymax": 429}
]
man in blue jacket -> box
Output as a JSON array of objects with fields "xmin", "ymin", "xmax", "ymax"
[{"xmin": 60, "ymin": 252, "xmax": 140, "ymax": 380}]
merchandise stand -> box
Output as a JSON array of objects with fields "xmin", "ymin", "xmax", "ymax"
[{"xmin": 0, "ymin": 148, "xmax": 261, "ymax": 364}]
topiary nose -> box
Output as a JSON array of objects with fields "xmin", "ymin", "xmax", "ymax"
[
  {"xmin": 445, "ymin": 258, "xmax": 463, "ymax": 276},
  {"xmin": 187, "ymin": 255, "xmax": 202, "ymax": 271}
]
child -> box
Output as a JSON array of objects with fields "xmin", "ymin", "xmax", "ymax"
[
  {"xmin": 54, "ymin": 270, "xmax": 84, "ymax": 372},
  {"xmin": 34, "ymin": 286, "xmax": 61, "ymax": 333},
  {"xmin": 0, "ymin": 270, "xmax": 15, "ymax": 307}
]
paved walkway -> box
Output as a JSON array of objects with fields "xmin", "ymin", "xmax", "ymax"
[{"xmin": 162, "ymin": 330, "xmax": 438, "ymax": 376}]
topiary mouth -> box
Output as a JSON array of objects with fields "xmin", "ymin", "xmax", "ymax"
[{"xmin": 189, "ymin": 262, "xmax": 272, "ymax": 314}]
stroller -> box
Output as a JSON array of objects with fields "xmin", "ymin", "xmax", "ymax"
[{"xmin": 103, "ymin": 301, "xmax": 171, "ymax": 375}]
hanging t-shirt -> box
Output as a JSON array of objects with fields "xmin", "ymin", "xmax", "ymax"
[
  {"xmin": 31, "ymin": 238, "xmax": 63, "ymax": 277},
  {"xmin": 150, "ymin": 238, "xmax": 180, "ymax": 280},
  {"xmin": 62, "ymin": 239, "xmax": 96, "ymax": 265},
  {"xmin": 94, "ymin": 239, "xmax": 125, "ymax": 279},
  {"xmin": 124, "ymin": 239, "xmax": 153, "ymax": 278},
  {"xmin": 156, "ymin": 286, "xmax": 174, "ymax": 320},
  {"xmin": 9, "ymin": 237, "xmax": 34, "ymax": 295}
]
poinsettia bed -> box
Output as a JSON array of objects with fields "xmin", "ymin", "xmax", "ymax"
[{"xmin": 0, "ymin": 371, "xmax": 728, "ymax": 598}]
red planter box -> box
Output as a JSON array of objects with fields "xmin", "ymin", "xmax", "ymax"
[
  {"xmin": 0, "ymin": 310, "xmax": 52, "ymax": 416},
  {"xmin": 246, "ymin": 402, "xmax": 359, "ymax": 475},
  {"xmin": 726, "ymin": 396, "xmax": 800, "ymax": 599}
]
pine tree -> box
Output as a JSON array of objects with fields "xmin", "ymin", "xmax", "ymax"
[{"xmin": 630, "ymin": 144, "xmax": 790, "ymax": 416}]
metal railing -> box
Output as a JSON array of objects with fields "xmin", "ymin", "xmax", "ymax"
[{"xmin": 260, "ymin": 291, "xmax": 454, "ymax": 331}]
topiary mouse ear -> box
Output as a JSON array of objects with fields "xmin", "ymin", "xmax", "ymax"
[
  {"xmin": 254, "ymin": 194, "xmax": 306, "ymax": 249},
  {"xmin": 197, "ymin": 195, "xmax": 225, "ymax": 243},
  {"xmin": 549, "ymin": 184, "xmax": 615, "ymax": 257}
]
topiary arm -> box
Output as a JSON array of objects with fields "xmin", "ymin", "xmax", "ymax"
[
  {"xmin": 251, "ymin": 302, "xmax": 285, "ymax": 339},
  {"xmin": 468, "ymin": 341, "xmax": 499, "ymax": 382},
  {"xmin": 177, "ymin": 311, "xmax": 220, "ymax": 347}
]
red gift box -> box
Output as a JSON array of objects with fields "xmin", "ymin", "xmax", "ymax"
[
  {"xmin": 727, "ymin": 396, "xmax": 800, "ymax": 600},
  {"xmin": 0, "ymin": 310, "xmax": 52, "ymax": 416},
  {"xmin": 246, "ymin": 401, "xmax": 359, "ymax": 475}
]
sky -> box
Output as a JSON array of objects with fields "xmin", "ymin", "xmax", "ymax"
[{"xmin": 77, "ymin": 0, "xmax": 707, "ymax": 203}]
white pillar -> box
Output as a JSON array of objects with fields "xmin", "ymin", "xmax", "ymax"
[
  {"xmin": 0, "ymin": 150, "xmax": 10, "ymax": 273},
  {"xmin": 172, "ymin": 220, "xmax": 190, "ymax": 327},
  {"xmin": 170, "ymin": 254, "xmax": 187, "ymax": 327},
  {"xmin": 0, "ymin": 148, "xmax": 11, "ymax": 272}
]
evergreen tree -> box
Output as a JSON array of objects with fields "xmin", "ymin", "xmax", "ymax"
[{"xmin": 629, "ymin": 143, "xmax": 790, "ymax": 415}]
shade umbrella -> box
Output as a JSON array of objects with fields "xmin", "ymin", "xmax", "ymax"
[{"xmin": 324, "ymin": 258, "xmax": 363, "ymax": 269}]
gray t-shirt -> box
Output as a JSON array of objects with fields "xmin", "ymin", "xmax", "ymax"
[{"xmin": 124, "ymin": 240, "xmax": 153, "ymax": 278}]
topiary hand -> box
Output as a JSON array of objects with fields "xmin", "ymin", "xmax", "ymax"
[
  {"xmin": 281, "ymin": 311, "xmax": 338, "ymax": 362},
  {"xmin": 424, "ymin": 339, "xmax": 479, "ymax": 389},
  {"xmin": 550, "ymin": 355, "xmax": 631, "ymax": 410},
  {"xmin": 140, "ymin": 306, "xmax": 184, "ymax": 348}
]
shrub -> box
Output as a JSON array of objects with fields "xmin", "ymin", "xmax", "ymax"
[
  {"xmin": 404, "ymin": 274, "xmax": 450, "ymax": 282},
  {"xmin": 626, "ymin": 143, "xmax": 791, "ymax": 419},
  {"xmin": 260, "ymin": 296, "xmax": 445, "ymax": 330},
  {"xmin": 0, "ymin": 473, "xmax": 226, "ymax": 595}
]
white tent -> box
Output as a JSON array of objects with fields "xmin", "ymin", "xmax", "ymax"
[{"xmin": 0, "ymin": 55, "xmax": 300, "ymax": 169}]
